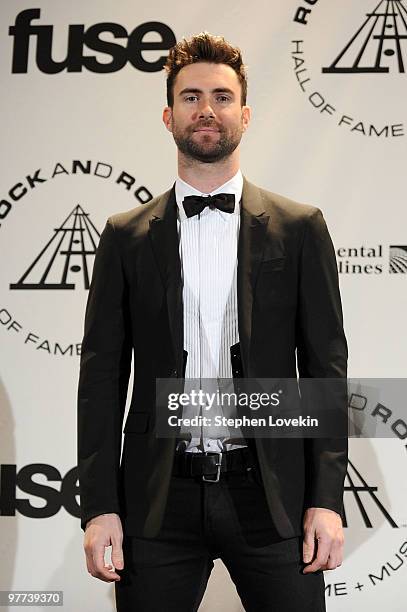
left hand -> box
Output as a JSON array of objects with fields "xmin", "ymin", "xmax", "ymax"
[{"xmin": 302, "ymin": 507, "xmax": 344, "ymax": 573}]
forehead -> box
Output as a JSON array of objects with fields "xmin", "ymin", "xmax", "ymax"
[{"xmin": 174, "ymin": 62, "xmax": 241, "ymax": 93}]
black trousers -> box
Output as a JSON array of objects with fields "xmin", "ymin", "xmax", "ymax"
[{"xmin": 115, "ymin": 465, "xmax": 326, "ymax": 612}]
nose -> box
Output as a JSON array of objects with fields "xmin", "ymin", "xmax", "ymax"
[{"xmin": 198, "ymin": 99, "xmax": 215, "ymax": 119}]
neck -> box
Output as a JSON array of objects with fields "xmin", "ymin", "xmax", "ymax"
[{"xmin": 177, "ymin": 149, "xmax": 240, "ymax": 193}]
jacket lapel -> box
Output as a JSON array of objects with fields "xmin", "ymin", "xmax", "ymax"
[
  {"xmin": 148, "ymin": 186, "xmax": 184, "ymax": 373},
  {"xmin": 238, "ymin": 177, "xmax": 270, "ymax": 375}
]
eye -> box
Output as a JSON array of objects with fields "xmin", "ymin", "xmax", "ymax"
[
  {"xmin": 217, "ymin": 95, "xmax": 230, "ymax": 102},
  {"xmin": 185, "ymin": 95, "xmax": 198, "ymax": 102}
]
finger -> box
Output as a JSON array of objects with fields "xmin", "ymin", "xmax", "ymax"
[
  {"xmin": 303, "ymin": 539, "xmax": 330, "ymax": 573},
  {"xmin": 111, "ymin": 538, "xmax": 124, "ymax": 571},
  {"xmin": 303, "ymin": 531, "xmax": 316, "ymax": 564},
  {"xmin": 303, "ymin": 559, "xmax": 325, "ymax": 574},
  {"xmin": 92, "ymin": 545, "xmax": 121, "ymax": 582},
  {"xmin": 85, "ymin": 548, "xmax": 95, "ymax": 576},
  {"xmin": 325, "ymin": 536, "xmax": 344, "ymax": 570},
  {"xmin": 84, "ymin": 541, "xmax": 98, "ymax": 576},
  {"xmin": 325, "ymin": 549, "xmax": 343, "ymax": 570}
]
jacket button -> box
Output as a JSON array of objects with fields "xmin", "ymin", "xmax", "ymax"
[{"xmin": 171, "ymin": 369, "xmax": 178, "ymax": 377}]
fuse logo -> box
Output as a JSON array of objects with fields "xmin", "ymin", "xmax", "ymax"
[
  {"xmin": 0, "ymin": 464, "xmax": 80, "ymax": 518},
  {"xmin": 8, "ymin": 8, "xmax": 176, "ymax": 74}
]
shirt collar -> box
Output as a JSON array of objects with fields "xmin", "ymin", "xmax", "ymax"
[{"xmin": 175, "ymin": 169, "xmax": 243, "ymax": 222}]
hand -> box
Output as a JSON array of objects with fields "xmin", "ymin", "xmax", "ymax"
[
  {"xmin": 84, "ymin": 513, "xmax": 124, "ymax": 582},
  {"xmin": 302, "ymin": 507, "xmax": 344, "ymax": 574}
]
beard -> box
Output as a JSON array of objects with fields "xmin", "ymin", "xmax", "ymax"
[{"xmin": 172, "ymin": 120, "xmax": 243, "ymax": 163}]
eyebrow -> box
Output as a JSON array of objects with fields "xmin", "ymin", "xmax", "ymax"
[{"xmin": 178, "ymin": 87, "xmax": 235, "ymax": 97}]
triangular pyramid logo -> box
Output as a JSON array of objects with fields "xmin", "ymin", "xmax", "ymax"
[
  {"xmin": 343, "ymin": 460, "xmax": 398, "ymax": 527},
  {"xmin": 10, "ymin": 205, "xmax": 100, "ymax": 290},
  {"xmin": 322, "ymin": 0, "xmax": 407, "ymax": 73}
]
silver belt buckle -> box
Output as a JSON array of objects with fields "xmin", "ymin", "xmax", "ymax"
[{"xmin": 202, "ymin": 452, "xmax": 222, "ymax": 483}]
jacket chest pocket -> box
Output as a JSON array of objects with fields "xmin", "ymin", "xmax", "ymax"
[
  {"xmin": 255, "ymin": 256, "xmax": 295, "ymax": 308},
  {"xmin": 260, "ymin": 256, "xmax": 286, "ymax": 273}
]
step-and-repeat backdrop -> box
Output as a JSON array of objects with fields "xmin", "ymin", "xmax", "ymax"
[{"xmin": 1, "ymin": 1, "xmax": 406, "ymax": 610}]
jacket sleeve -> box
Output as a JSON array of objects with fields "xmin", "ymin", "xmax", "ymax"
[
  {"xmin": 296, "ymin": 207, "xmax": 348, "ymax": 515},
  {"xmin": 77, "ymin": 218, "xmax": 132, "ymax": 531}
]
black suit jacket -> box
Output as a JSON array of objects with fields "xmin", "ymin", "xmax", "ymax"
[{"xmin": 77, "ymin": 177, "xmax": 348, "ymax": 538}]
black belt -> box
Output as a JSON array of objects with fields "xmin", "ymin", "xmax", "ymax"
[{"xmin": 172, "ymin": 447, "xmax": 254, "ymax": 482}]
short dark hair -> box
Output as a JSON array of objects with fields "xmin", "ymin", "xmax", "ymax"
[{"xmin": 164, "ymin": 32, "xmax": 247, "ymax": 107}]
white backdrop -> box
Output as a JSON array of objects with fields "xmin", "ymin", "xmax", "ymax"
[{"xmin": 1, "ymin": 1, "xmax": 406, "ymax": 610}]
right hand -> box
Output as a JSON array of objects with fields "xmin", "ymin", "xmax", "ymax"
[{"xmin": 84, "ymin": 513, "xmax": 124, "ymax": 582}]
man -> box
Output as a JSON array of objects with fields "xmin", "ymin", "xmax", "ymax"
[{"xmin": 78, "ymin": 32, "xmax": 348, "ymax": 611}]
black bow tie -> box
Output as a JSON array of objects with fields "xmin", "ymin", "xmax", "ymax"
[{"xmin": 182, "ymin": 193, "xmax": 235, "ymax": 218}]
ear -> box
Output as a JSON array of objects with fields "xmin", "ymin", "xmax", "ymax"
[
  {"xmin": 241, "ymin": 105, "xmax": 251, "ymax": 132},
  {"xmin": 162, "ymin": 106, "xmax": 173, "ymax": 132}
]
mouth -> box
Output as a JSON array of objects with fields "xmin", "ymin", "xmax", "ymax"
[{"xmin": 193, "ymin": 127, "xmax": 220, "ymax": 133}]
